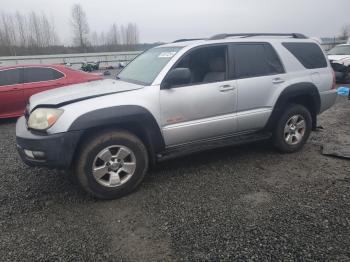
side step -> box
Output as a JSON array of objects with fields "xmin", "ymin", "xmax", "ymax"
[{"xmin": 157, "ymin": 132, "xmax": 272, "ymax": 162}]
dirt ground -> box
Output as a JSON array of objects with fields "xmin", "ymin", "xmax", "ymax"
[{"xmin": 0, "ymin": 91, "xmax": 349, "ymax": 261}]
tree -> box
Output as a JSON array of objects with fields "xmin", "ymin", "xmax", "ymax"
[
  {"xmin": 120, "ymin": 23, "xmax": 139, "ymax": 48},
  {"xmin": 71, "ymin": 4, "xmax": 89, "ymax": 49},
  {"xmin": 15, "ymin": 12, "xmax": 27, "ymax": 47},
  {"xmin": 339, "ymin": 24, "xmax": 350, "ymax": 40},
  {"xmin": 108, "ymin": 23, "xmax": 120, "ymax": 46}
]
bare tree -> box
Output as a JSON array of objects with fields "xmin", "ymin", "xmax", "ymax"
[
  {"xmin": 15, "ymin": 12, "xmax": 27, "ymax": 47},
  {"xmin": 29, "ymin": 11, "xmax": 44, "ymax": 48},
  {"xmin": 100, "ymin": 31, "xmax": 107, "ymax": 46},
  {"xmin": 0, "ymin": 8, "xmax": 141, "ymax": 56},
  {"xmin": 108, "ymin": 23, "xmax": 120, "ymax": 46},
  {"xmin": 0, "ymin": 13, "xmax": 17, "ymax": 55},
  {"xmin": 90, "ymin": 31, "xmax": 99, "ymax": 47},
  {"xmin": 124, "ymin": 23, "xmax": 139, "ymax": 47},
  {"xmin": 40, "ymin": 14, "xmax": 58, "ymax": 47},
  {"xmin": 71, "ymin": 4, "xmax": 90, "ymax": 49},
  {"xmin": 339, "ymin": 24, "xmax": 350, "ymax": 40}
]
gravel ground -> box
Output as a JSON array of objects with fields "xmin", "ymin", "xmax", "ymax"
[{"xmin": 0, "ymin": 94, "xmax": 349, "ymax": 261}]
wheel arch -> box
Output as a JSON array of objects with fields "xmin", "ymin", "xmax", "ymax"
[
  {"xmin": 68, "ymin": 105, "xmax": 165, "ymax": 166},
  {"xmin": 265, "ymin": 82, "xmax": 321, "ymax": 131}
]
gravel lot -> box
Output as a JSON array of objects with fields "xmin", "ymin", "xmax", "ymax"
[{"xmin": 0, "ymin": 92, "xmax": 349, "ymax": 261}]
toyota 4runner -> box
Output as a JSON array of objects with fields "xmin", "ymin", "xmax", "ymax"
[{"xmin": 16, "ymin": 33, "xmax": 337, "ymax": 199}]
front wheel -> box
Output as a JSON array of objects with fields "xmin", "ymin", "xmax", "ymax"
[
  {"xmin": 75, "ymin": 130, "xmax": 148, "ymax": 199},
  {"xmin": 273, "ymin": 104, "xmax": 312, "ymax": 153}
]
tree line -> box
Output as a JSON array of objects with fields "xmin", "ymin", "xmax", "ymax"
[
  {"xmin": 339, "ymin": 24, "xmax": 350, "ymax": 40},
  {"xmin": 0, "ymin": 4, "xmax": 140, "ymax": 56}
]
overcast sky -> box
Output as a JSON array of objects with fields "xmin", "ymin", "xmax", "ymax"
[{"xmin": 1, "ymin": 0, "xmax": 349, "ymax": 43}]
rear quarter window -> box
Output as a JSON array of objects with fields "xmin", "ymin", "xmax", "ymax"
[
  {"xmin": 282, "ymin": 42, "xmax": 327, "ymax": 69},
  {"xmin": 23, "ymin": 67, "xmax": 64, "ymax": 83}
]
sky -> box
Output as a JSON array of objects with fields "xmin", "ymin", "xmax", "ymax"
[{"xmin": 1, "ymin": 0, "xmax": 349, "ymax": 44}]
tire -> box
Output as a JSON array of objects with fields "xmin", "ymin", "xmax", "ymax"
[
  {"xmin": 273, "ymin": 104, "xmax": 312, "ymax": 153},
  {"xmin": 74, "ymin": 130, "xmax": 148, "ymax": 199}
]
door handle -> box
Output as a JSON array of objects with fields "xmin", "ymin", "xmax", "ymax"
[
  {"xmin": 219, "ymin": 84, "xmax": 235, "ymax": 92},
  {"xmin": 272, "ymin": 78, "xmax": 285, "ymax": 84}
]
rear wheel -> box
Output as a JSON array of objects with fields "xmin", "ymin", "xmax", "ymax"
[
  {"xmin": 273, "ymin": 104, "xmax": 312, "ymax": 153},
  {"xmin": 75, "ymin": 130, "xmax": 148, "ymax": 199}
]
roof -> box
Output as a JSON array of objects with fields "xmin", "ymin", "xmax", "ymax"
[{"xmin": 0, "ymin": 64, "xmax": 65, "ymax": 70}]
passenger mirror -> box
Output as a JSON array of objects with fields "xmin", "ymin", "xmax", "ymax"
[{"xmin": 162, "ymin": 68, "xmax": 191, "ymax": 88}]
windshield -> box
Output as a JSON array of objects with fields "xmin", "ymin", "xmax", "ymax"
[
  {"xmin": 118, "ymin": 47, "xmax": 182, "ymax": 85},
  {"xmin": 328, "ymin": 45, "xmax": 350, "ymax": 55}
]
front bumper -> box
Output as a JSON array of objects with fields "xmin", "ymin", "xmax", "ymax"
[
  {"xmin": 331, "ymin": 62, "xmax": 348, "ymax": 81},
  {"xmin": 16, "ymin": 116, "xmax": 83, "ymax": 169}
]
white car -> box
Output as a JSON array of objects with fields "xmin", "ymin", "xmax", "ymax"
[{"xmin": 328, "ymin": 44, "xmax": 350, "ymax": 83}]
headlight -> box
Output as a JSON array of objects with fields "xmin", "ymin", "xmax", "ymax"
[{"xmin": 28, "ymin": 108, "xmax": 63, "ymax": 130}]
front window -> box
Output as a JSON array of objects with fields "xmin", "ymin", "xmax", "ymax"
[
  {"xmin": 118, "ymin": 47, "xmax": 182, "ymax": 85},
  {"xmin": 328, "ymin": 45, "xmax": 350, "ymax": 55}
]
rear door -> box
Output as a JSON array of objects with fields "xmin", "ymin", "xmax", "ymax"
[
  {"xmin": 231, "ymin": 42, "xmax": 287, "ymax": 132},
  {"xmin": 0, "ymin": 68, "xmax": 25, "ymax": 117},
  {"xmin": 22, "ymin": 67, "xmax": 65, "ymax": 99}
]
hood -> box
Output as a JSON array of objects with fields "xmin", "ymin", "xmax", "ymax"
[
  {"xmin": 29, "ymin": 79, "xmax": 143, "ymax": 111},
  {"xmin": 328, "ymin": 55, "xmax": 350, "ymax": 62}
]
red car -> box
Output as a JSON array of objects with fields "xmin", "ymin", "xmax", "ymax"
[{"xmin": 0, "ymin": 64, "xmax": 102, "ymax": 118}]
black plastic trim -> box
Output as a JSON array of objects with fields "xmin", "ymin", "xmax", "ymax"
[
  {"xmin": 264, "ymin": 82, "xmax": 321, "ymax": 131},
  {"xmin": 68, "ymin": 105, "xmax": 165, "ymax": 154}
]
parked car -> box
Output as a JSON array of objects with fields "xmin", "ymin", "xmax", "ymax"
[
  {"xmin": 16, "ymin": 33, "xmax": 337, "ymax": 199},
  {"xmin": 0, "ymin": 64, "xmax": 102, "ymax": 118},
  {"xmin": 328, "ymin": 44, "xmax": 350, "ymax": 83},
  {"xmin": 81, "ymin": 61, "xmax": 100, "ymax": 72}
]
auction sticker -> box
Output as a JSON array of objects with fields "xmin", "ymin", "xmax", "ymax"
[{"xmin": 158, "ymin": 52, "xmax": 177, "ymax": 58}]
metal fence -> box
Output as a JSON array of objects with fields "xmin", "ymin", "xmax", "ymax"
[{"xmin": 0, "ymin": 51, "xmax": 142, "ymax": 69}]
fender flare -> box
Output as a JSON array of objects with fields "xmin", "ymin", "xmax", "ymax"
[
  {"xmin": 68, "ymin": 105, "xmax": 165, "ymax": 156},
  {"xmin": 265, "ymin": 82, "xmax": 321, "ymax": 131}
]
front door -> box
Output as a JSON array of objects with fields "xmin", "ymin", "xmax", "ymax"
[{"xmin": 160, "ymin": 44, "xmax": 238, "ymax": 147}]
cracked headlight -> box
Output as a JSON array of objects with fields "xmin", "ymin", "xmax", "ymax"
[{"xmin": 28, "ymin": 108, "xmax": 63, "ymax": 130}]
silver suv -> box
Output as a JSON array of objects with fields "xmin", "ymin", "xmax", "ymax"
[{"xmin": 16, "ymin": 33, "xmax": 337, "ymax": 199}]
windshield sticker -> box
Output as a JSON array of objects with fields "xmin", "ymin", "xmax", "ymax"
[{"xmin": 158, "ymin": 52, "xmax": 177, "ymax": 58}]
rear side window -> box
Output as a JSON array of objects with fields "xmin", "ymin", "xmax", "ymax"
[
  {"xmin": 282, "ymin": 42, "xmax": 327, "ymax": 69},
  {"xmin": 234, "ymin": 43, "xmax": 284, "ymax": 79},
  {"xmin": 23, "ymin": 67, "xmax": 64, "ymax": 83},
  {"xmin": 0, "ymin": 69, "xmax": 21, "ymax": 86}
]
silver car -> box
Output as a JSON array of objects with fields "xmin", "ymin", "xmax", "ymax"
[{"xmin": 16, "ymin": 33, "xmax": 337, "ymax": 199}]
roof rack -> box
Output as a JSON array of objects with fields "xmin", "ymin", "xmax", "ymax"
[
  {"xmin": 209, "ymin": 33, "xmax": 307, "ymax": 40},
  {"xmin": 172, "ymin": 38, "xmax": 205, "ymax": 43}
]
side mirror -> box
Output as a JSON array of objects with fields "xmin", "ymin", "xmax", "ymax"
[{"xmin": 162, "ymin": 68, "xmax": 191, "ymax": 88}]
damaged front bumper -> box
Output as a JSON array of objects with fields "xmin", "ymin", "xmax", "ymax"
[{"xmin": 330, "ymin": 62, "xmax": 349, "ymax": 82}]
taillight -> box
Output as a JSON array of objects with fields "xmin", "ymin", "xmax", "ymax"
[{"xmin": 331, "ymin": 70, "xmax": 336, "ymax": 90}]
